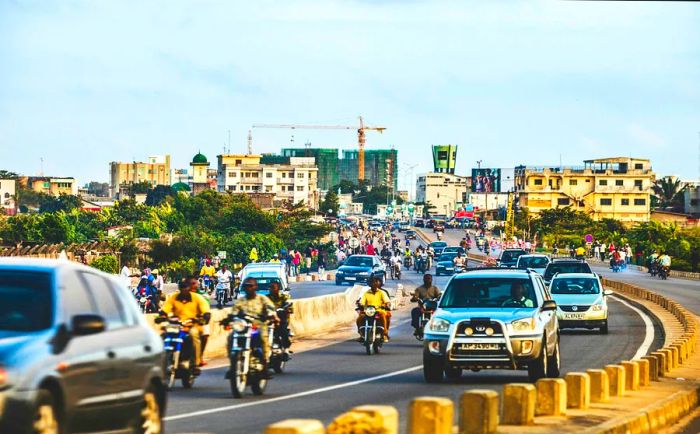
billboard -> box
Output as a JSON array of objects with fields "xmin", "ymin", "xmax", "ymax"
[
  {"xmin": 432, "ymin": 145, "xmax": 458, "ymax": 174},
  {"xmin": 471, "ymin": 168, "xmax": 501, "ymax": 193}
]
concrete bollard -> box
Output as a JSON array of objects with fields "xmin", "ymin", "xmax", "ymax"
[
  {"xmin": 409, "ymin": 397, "xmax": 454, "ymax": 434},
  {"xmin": 620, "ymin": 361, "xmax": 640, "ymax": 392},
  {"xmin": 642, "ymin": 356, "xmax": 660, "ymax": 381},
  {"xmin": 351, "ymin": 405, "xmax": 398, "ymax": 434},
  {"xmin": 460, "ymin": 390, "xmax": 499, "ymax": 434},
  {"xmin": 535, "ymin": 378, "xmax": 567, "ymax": 416},
  {"xmin": 636, "ymin": 359, "xmax": 650, "ymax": 387},
  {"xmin": 586, "ymin": 369, "xmax": 610, "ymax": 403},
  {"xmin": 565, "ymin": 373, "xmax": 590, "ymax": 409},
  {"xmin": 305, "ymin": 275, "xmax": 313, "ymax": 282},
  {"xmin": 659, "ymin": 349, "xmax": 674, "ymax": 372},
  {"xmin": 312, "ymin": 274, "xmax": 318, "ymax": 281},
  {"xmin": 265, "ymin": 419, "xmax": 325, "ymax": 434},
  {"xmin": 604, "ymin": 365, "xmax": 626, "ymax": 397},
  {"xmin": 502, "ymin": 383, "xmax": 536, "ymax": 425},
  {"xmin": 669, "ymin": 346, "xmax": 680, "ymax": 368},
  {"xmin": 650, "ymin": 352, "xmax": 668, "ymax": 376},
  {"xmin": 296, "ymin": 275, "xmax": 304, "ymax": 283}
]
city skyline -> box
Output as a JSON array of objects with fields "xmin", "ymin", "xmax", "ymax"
[{"xmin": 1, "ymin": 1, "xmax": 699, "ymax": 188}]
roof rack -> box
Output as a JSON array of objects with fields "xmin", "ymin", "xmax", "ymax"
[{"xmin": 462, "ymin": 267, "xmax": 530, "ymax": 273}]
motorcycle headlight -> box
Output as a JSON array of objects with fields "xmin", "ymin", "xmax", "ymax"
[
  {"xmin": 510, "ymin": 318, "xmax": 536, "ymax": 332},
  {"xmin": 364, "ymin": 306, "xmax": 377, "ymax": 316},
  {"xmin": 232, "ymin": 318, "xmax": 247, "ymax": 332},
  {"xmin": 428, "ymin": 317, "xmax": 451, "ymax": 333}
]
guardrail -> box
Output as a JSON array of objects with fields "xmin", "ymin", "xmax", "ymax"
[{"xmin": 264, "ymin": 275, "xmax": 699, "ymax": 434}]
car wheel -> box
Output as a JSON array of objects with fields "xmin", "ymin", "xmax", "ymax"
[
  {"xmin": 136, "ymin": 386, "xmax": 163, "ymax": 434},
  {"xmin": 33, "ymin": 389, "xmax": 63, "ymax": 434},
  {"xmin": 423, "ymin": 353, "xmax": 444, "ymax": 383},
  {"xmin": 546, "ymin": 339, "xmax": 561, "ymax": 378},
  {"xmin": 600, "ymin": 322, "xmax": 609, "ymax": 334},
  {"xmin": 527, "ymin": 337, "xmax": 548, "ymax": 382}
]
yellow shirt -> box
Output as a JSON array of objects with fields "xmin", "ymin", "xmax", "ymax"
[
  {"xmin": 200, "ymin": 265, "xmax": 216, "ymax": 277},
  {"xmin": 162, "ymin": 292, "xmax": 210, "ymax": 322},
  {"xmin": 360, "ymin": 289, "xmax": 391, "ymax": 310}
]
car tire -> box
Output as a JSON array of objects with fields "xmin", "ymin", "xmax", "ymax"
[
  {"xmin": 33, "ymin": 389, "xmax": 64, "ymax": 434},
  {"xmin": 528, "ymin": 337, "xmax": 548, "ymax": 382},
  {"xmin": 600, "ymin": 322, "xmax": 609, "ymax": 334},
  {"xmin": 546, "ymin": 338, "xmax": 561, "ymax": 378},
  {"xmin": 135, "ymin": 385, "xmax": 163, "ymax": 434},
  {"xmin": 423, "ymin": 353, "xmax": 444, "ymax": 383}
]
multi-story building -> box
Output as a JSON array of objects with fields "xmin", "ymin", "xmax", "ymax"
[
  {"xmin": 109, "ymin": 155, "xmax": 171, "ymax": 197},
  {"xmin": 217, "ymin": 154, "xmax": 319, "ymax": 208},
  {"xmin": 416, "ymin": 172, "xmax": 469, "ymax": 216},
  {"xmin": 516, "ymin": 157, "xmax": 655, "ymax": 225},
  {"xmin": 19, "ymin": 176, "xmax": 78, "ymax": 196},
  {"xmin": 432, "ymin": 145, "xmax": 458, "ymax": 174},
  {"xmin": 0, "ymin": 178, "xmax": 17, "ymax": 215},
  {"xmin": 684, "ymin": 183, "xmax": 700, "ymax": 216}
]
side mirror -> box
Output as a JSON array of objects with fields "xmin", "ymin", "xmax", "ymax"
[
  {"xmin": 71, "ymin": 314, "xmax": 106, "ymax": 336},
  {"xmin": 603, "ymin": 289, "xmax": 613, "ymax": 296},
  {"xmin": 541, "ymin": 300, "xmax": 557, "ymax": 311}
]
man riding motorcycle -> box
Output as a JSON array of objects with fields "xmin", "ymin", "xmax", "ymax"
[
  {"xmin": 453, "ymin": 252, "xmax": 467, "ymax": 271},
  {"xmin": 268, "ymin": 281, "xmax": 293, "ymax": 349},
  {"xmin": 161, "ymin": 277, "xmax": 211, "ymax": 372},
  {"xmin": 411, "ymin": 274, "xmax": 441, "ymax": 336},
  {"xmin": 356, "ymin": 276, "xmax": 391, "ymax": 342},
  {"xmin": 228, "ymin": 277, "xmax": 279, "ymax": 379},
  {"xmin": 199, "ymin": 259, "xmax": 216, "ymax": 292},
  {"xmin": 215, "ymin": 263, "xmax": 234, "ymax": 300},
  {"xmin": 390, "ymin": 253, "xmax": 402, "ymax": 278}
]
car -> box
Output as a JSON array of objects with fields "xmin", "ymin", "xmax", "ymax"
[
  {"xmin": 426, "ymin": 220, "xmax": 435, "ymax": 229},
  {"xmin": 515, "ymin": 254, "xmax": 551, "ymax": 275},
  {"xmin": 422, "ymin": 268, "xmax": 560, "ymax": 383},
  {"xmin": 404, "ymin": 229, "xmax": 417, "ymax": 240},
  {"xmin": 433, "ymin": 222, "xmax": 445, "ymax": 232},
  {"xmin": 435, "ymin": 253, "xmax": 458, "ymax": 276},
  {"xmin": 550, "ymin": 273, "xmax": 612, "ymax": 333},
  {"xmin": 399, "ymin": 221, "xmax": 410, "ymax": 231},
  {"xmin": 497, "ymin": 248, "xmax": 527, "ymax": 268},
  {"xmin": 414, "ymin": 219, "xmax": 425, "ymax": 228},
  {"xmin": 239, "ymin": 262, "xmax": 289, "ymax": 294},
  {"xmin": 543, "ymin": 258, "xmax": 593, "ymax": 285},
  {"xmin": 335, "ymin": 255, "xmax": 386, "ymax": 285},
  {"xmin": 368, "ymin": 223, "xmax": 383, "ymax": 232},
  {"xmin": 443, "ymin": 246, "xmax": 466, "ymax": 256},
  {"xmin": 428, "ymin": 241, "xmax": 448, "ymax": 256},
  {"xmin": 0, "ymin": 258, "xmax": 166, "ymax": 434}
]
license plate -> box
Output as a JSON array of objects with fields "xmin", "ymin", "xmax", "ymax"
[
  {"xmin": 445, "ymin": 268, "xmax": 454, "ymax": 271},
  {"xmin": 459, "ymin": 343, "xmax": 500, "ymax": 350},
  {"xmin": 563, "ymin": 313, "xmax": 586, "ymax": 320},
  {"xmin": 345, "ymin": 277, "xmax": 356, "ymax": 281}
]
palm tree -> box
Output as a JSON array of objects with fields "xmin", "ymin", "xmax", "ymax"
[{"xmin": 652, "ymin": 177, "xmax": 686, "ymax": 211}]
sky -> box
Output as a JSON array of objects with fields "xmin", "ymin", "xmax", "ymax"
[{"xmin": 1, "ymin": 0, "xmax": 699, "ymax": 192}]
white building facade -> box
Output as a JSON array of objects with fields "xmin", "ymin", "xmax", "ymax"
[
  {"xmin": 0, "ymin": 178, "xmax": 17, "ymax": 215},
  {"xmin": 416, "ymin": 172, "xmax": 469, "ymax": 216}
]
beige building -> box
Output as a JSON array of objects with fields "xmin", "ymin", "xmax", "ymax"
[
  {"xmin": 516, "ymin": 157, "xmax": 655, "ymax": 225},
  {"xmin": 416, "ymin": 172, "xmax": 469, "ymax": 216},
  {"xmin": 217, "ymin": 154, "xmax": 319, "ymax": 208},
  {"xmin": 0, "ymin": 178, "xmax": 17, "ymax": 215},
  {"xmin": 109, "ymin": 155, "xmax": 171, "ymax": 197},
  {"xmin": 19, "ymin": 176, "xmax": 78, "ymax": 196}
]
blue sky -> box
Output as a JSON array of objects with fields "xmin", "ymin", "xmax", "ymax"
[{"xmin": 1, "ymin": 0, "xmax": 699, "ymax": 190}]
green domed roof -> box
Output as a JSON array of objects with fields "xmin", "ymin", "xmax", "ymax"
[
  {"xmin": 172, "ymin": 182, "xmax": 191, "ymax": 192},
  {"xmin": 192, "ymin": 152, "xmax": 208, "ymax": 164}
]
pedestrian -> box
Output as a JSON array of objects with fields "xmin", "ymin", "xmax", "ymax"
[
  {"xmin": 293, "ymin": 250, "xmax": 302, "ymax": 275},
  {"xmin": 317, "ymin": 252, "xmax": 326, "ymax": 277}
]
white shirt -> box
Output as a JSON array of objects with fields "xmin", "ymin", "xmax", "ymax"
[
  {"xmin": 216, "ymin": 269, "xmax": 233, "ymax": 284},
  {"xmin": 120, "ymin": 266, "xmax": 130, "ymax": 278}
]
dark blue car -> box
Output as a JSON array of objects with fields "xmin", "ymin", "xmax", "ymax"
[{"xmin": 335, "ymin": 255, "xmax": 386, "ymax": 285}]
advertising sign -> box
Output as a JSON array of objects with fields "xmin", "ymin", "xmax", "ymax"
[{"xmin": 471, "ymin": 168, "xmax": 501, "ymax": 193}]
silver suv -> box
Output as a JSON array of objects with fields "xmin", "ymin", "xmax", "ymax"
[{"xmin": 422, "ymin": 268, "xmax": 560, "ymax": 383}]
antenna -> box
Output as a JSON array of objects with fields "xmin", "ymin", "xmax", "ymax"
[
  {"xmin": 39, "ymin": 157, "xmax": 44, "ymax": 176},
  {"xmin": 247, "ymin": 130, "xmax": 253, "ymax": 155},
  {"xmin": 228, "ymin": 129, "xmax": 231, "ymax": 153}
]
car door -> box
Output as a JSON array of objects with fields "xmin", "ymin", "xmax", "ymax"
[{"xmin": 535, "ymin": 275, "xmax": 557, "ymax": 352}]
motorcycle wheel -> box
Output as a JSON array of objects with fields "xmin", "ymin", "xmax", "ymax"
[
  {"xmin": 165, "ymin": 352, "xmax": 177, "ymax": 391},
  {"xmin": 181, "ymin": 353, "xmax": 196, "ymax": 389},
  {"xmin": 373, "ymin": 341, "xmax": 381, "ymax": 354},
  {"xmin": 230, "ymin": 356, "xmax": 247, "ymax": 398},
  {"xmin": 365, "ymin": 341, "xmax": 374, "ymax": 355},
  {"xmin": 250, "ymin": 374, "xmax": 268, "ymax": 396}
]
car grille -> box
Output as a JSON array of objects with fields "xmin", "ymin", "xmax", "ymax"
[
  {"xmin": 559, "ymin": 305, "xmax": 591, "ymax": 312},
  {"xmin": 455, "ymin": 320, "xmax": 504, "ymax": 337}
]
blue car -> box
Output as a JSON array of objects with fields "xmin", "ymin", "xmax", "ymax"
[
  {"xmin": 435, "ymin": 253, "xmax": 458, "ymax": 276},
  {"xmin": 335, "ymin": 255, "xmax": 387, "ymax": 285}
]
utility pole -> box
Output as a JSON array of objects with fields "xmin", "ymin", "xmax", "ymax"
[{"xmin": 247, "ymin": 130, "xmax": 253, "ymax": 155}]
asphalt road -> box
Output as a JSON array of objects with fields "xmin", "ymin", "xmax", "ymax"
[{"xmin": 163, "ymin": 232, "xmax": 663, "ymax": 433}]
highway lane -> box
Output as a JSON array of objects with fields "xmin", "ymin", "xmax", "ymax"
[{"xmin": 163, "ymin": 251, "xmax": 662, "ymax": 433}]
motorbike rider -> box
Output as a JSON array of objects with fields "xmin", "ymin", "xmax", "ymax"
[
  {"xmin": 390, "ymin": 252, "xmax": 402, "ymax": 278},
  {"xmin": 215, "ymin": 264, "xmax": 234, "ymax": 301},
  {"xmin": 380, "ymin": 244, "xmax": 392, "ymax": 264},
  {"xmin": 229, "ymin": 277, "xmax": 279, "ymax": 379},
  {"xmin": 199, "ymin": 259, "xmax": 216, "ymax": 291},
  {"xmin": 268, "ymin": 281, "xmax": 293, "ymax": 349},
  {"xmin": 161, "ymin": 277, "xmax": 211, "ymax": 372},
  {"xmin": 453, "ymin": 252, "xmax": 467, "ymax": 270},
  {"xmin": 411, "ymin": 274, "xmax": 441, "ymax": 336},
  {"xmin": 356, "ymin": 276, "xmax": 392, "ymax": 342},
  {"xmin": 658, "ymin": 252, "xmax": 671, "ymax": 270}
]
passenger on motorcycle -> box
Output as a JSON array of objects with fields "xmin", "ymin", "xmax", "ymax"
[
  {"xmin": 215, "ymin": 264, "xmax": 234, "ymax": 299},
  {"xmin": 161, "ymin": 277, "xmax": 211, "ymax": 372},
  {"xmin": 229, "ymin": 277, "xmax": 279, "ymax": 378},
  {"xmin": 658, "ymin": 252, "xmax": 671, "ymax": 269},
  {"xmin": 199, "ymin": 259, "xmax": 216, "ymax": 291},
  {"xmin": 268, "ymin": 281, "xmax": 293, "ymax": 348},
  {"xmin": 380, "ymin": 245, "xmax": 392, "ymax": 262},
  {"xmin": 410, "ymin": 274, "xmax": 441, "ymax": 336},
  {"xmin": 356, "ymin": 276, "xmax": 391, "ymax": 342},
  {"xmin": 390, "ymin": 253, "xmax": 402, "ymax": 277},
  {"xmin": 453, "ymin": 252, "xmax": 466, "ymax": 270}
]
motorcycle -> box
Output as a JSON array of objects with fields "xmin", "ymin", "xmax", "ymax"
[
  {"xmin": 658, "ymin": 266, "xmax": 669, "ymax": 280},
  {"xmin": 215, "ymin": 280, "xmax": 230, "ymax": 309},
  {"xmin": 415, "ymin": 298, "xmax": 438, "ymax": 341},
  {"xmin": 403, "ymin": 255, "xmax": 413, "ymax": 270},
  {"xmin": 157, "ymin": 317, "xmax": 200, "ymax": 390},
  {"xmin": 416, "ymin": 256, "xmax": 428, "ymax": 274},
  {"xmin": 391, "ymin": 262, "xmax": 401, "ymax": 280},
  {"xmin": 200, "ymin": 275, "xmax": 214, "ymax": 294},
  {"xmin": 359, "ymin": 305, "xmax": 384, "ymax": 355},
  {"xmin": 649, "ymin": 262, "xmax": 658, "ymax": 277},
  {"xmin": 270, "ymin": 303, "xmax": 293, "ymax": 374},
  {"xmin": 133, "ymin": 285, "xmax": 158, "ymax": 313},
  {"xmin": 224, "ymin": 313, "xmax": 272, "ymax": 398}
]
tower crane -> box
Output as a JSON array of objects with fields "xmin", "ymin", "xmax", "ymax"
[{"xmin": 252, "ymin": 116, "xmax": 386, "ymax": 181}]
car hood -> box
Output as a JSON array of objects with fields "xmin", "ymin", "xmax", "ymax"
[
  {"xmin": 338, "ymin": 266, "xmax": 372, "ymax": 273},
  {"xmin": 0, "ymin": 330, "xmax": 48, "ymax": 363},
  {"xmin": 551, "ymin": 293, "xmax": 603, "ymax": 306},
  {"xmin": 436, "ymin": 261, "xmax": 455, "ymax": 267},
  {"xmin": 434, "ymin": 307, "xmax": 537, "ymax": 324}
]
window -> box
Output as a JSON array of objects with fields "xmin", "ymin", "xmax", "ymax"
[
  {"xmin": 252, "ymin": 172, "xmax": 258, "ymax": 178},
  {"xmin": 634, "ymin": 198, "xmax": 646, "ymax": 206},
  {"xmin": 634, "ymin": 180, "xmax": 643, "ymax": 188},
  {"xmin": 266, "ymin": 172, "xmax": 273, "ymax": 178},
  {"xmin": 533, "ymin": 179, "xmax": 543, "ymax": 185},
  {"xmin": 557, "ymin": 198, "xmax": 570, "ymax": 206},
  {"xmin": 297, "ymin": 173, "xmax": 304, "ymax": 178},
  {"xmin": 230, "ymin": 186, "xmax": 236, "ymax": 191},
  {"xmin": 0, "ymin": 270, "xmax": 53, "ymax": 332},
  {"xmin": 245, "ymin": 172, "xmax": 251, "ymax": 178},
  {"xmin": 621, "ymin": 198, "xmax": 629, "ymax": 206},
  {"xmin": 3, "ymin": 193, "xmax": 8, "ymax": 198},
  {"xmin": 282, "ymin": 173, "xmax": 287, "ymax": 178},
  {"xmin": 296, "ymin": 186, "xmax": 304, "ymax": 191},
  {"xmin": 615, "ymin": 180, "xmax": 623, "ymax": 186},
  {"xmin": 437, "ymin": 150, "xmax": 448, "ymax": 160},
  {"xmin": 235, "ymin": 159, "xmax": 242, "ymax": 165},
  {"xmin": 79, "ymin": 272, "xmax": 126, "ymax": 330},
  {"xmin": 600, "ymin": 198, "xmax": 612, "ymax": 206},
  {"xmin": 229, "ymin": 172, "xmax": 236, "ymax": 178},
  {"xmin": 60, "ymin": 271, "xmax": 95, "ymax": 322},
  {"xmin": 569, "ymin": 179, "xmax": 578, "ymax": 186},
  {"xmin": 281, "ymin": 186, "xmax": 286, "ymax": 191},
  {"xmin": 634, "ymin": 163, "xmax": 644, "ymax": 169},
  {"xmin": 599, "ymin": 180, "xmax": 608, "ymax": 186},
  {"xmin": 265, "ymin": 186, "xmax": 273, "ymax": 192}
]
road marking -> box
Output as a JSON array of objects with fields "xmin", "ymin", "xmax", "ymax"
[
  {"xmin": 609, "ymin": 294, "xmax": 655, "ymax": 360},
  {"xmin": 164, "ymin": 365, "xmax": 422, "ymax": 422}
]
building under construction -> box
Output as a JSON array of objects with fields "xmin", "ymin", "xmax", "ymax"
[{"xmin": 281, "ymin": 148, "xmax": 398, "ymax": 192}]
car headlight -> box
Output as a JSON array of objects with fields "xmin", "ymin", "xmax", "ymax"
[
  {"xmin": 336, "ymin": 270, "xmax": 344, "ymax": 275},
  {"xmin": 428, "ymin": 317, "xmax": 451, "ymax": 333},
  {"xmin": 232, "ymin": 318, "xmax": 248, "ymax": 332},
  {"xmin": 510, "ymin": 318, "xmax": 536, "ymax": 332}
]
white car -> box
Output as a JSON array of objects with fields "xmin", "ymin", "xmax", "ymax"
[
  {"xmin": 515, "ymin": 254, "xmax": 551, "ymax": 275},
  {"xmin": 549, "ymin": 273, "xmax": 612, "ymax": 334},
  {"xmin": 238, "ymin": 262, "xmax": 289, "ymax": 296}
]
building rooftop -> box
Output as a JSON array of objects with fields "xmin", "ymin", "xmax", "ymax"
[{"xmin": 192, "ymin": 152, "xmax": 208, "ymax": 164}]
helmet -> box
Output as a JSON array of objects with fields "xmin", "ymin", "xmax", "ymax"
[
  {"xmin": 206, "ymin": 259, "xmax": 212, "ymax": 265},
  {"xmin": 152, "ymin": 269, "xmax": 159, "ymax": 275}
]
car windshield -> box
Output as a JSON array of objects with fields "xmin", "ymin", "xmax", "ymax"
[
  {"xmin": 501, "ymin": 250, "xmax": 525, "ymax": 262},
  {"xmin": 0, "ymin": 270, "xmax": 53, "ymax": 332},
  {"xmin": 430, "ymin": 242, "xmax": 447, "ymax": 248},
  {"xmin": 439, "ymin": 253, "xmax": 458, "ymax": 262},
  {"xmin": 345, "ymin": 257, "xmax": 373, "ymax": 267},
  {"xmin": 551, "ymin": 277, "xmax": 600, "ymax": 294},
  {"xmin": 518, "ymin": 256, "xmax": 550, "ymax": 269},
  {"xmin": 245, "ymin": 275, "xmax": 282, "ymax": 292},
  {"xmin": 440, "ymin": 278, "xmax": 538, "ymax": 308},
  {"xmin": 545, "ymin": 263, "xmax": 592, "ymax": 280}
]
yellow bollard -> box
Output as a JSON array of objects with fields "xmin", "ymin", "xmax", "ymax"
[
  {"xmin": 604, "ymin": 365, "xmax": 626, "ymax": 397},
  {"xmin": 460, "ymin": 389, "xmax": 499, "ymax": 434},
  {"xmin": 620, "ymin": 361, "xmax": 640, "ymax": 391},
  {"xmin": 535, "ymin": 378, "xmax": 567, "ymax": 416},
  {"xmin": 641, "ymin": 356, "xmax": 659, "ymax": 381},
  {"xmin": 586, "ymin": 369, "xmax": 610, "ymax": 403},
  {"xmin": 564, "ymin": 373, "xmax": 590, "ymax": 410},
  {"xmin": 659, "ymin": 349, "xmax": 673, "ymax": 372},
  {"xmin": 502, "ymin": 383, "xmax": 536, "ymax": 425},
  {"xmin": 409, "ymin": 397, "xmax": 453, "ymax": 434},
  {"xmin": 351, "ymin": 405, "xmax": 399, "ymax": 434},
  {"xmin": 650, "ymin": 352, "xmax": 668, "ymax": 376},
  {"xmin": 265, "ymin": 419, "xmax": 325, "ymax": 434},
  {"xmin": 636, "ymin": 359, "xmax": 650, "ymax": 387}
]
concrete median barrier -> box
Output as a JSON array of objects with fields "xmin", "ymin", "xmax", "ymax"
[
  {"xmin": 604, "ymin": 365, "xmax": 626, "ymax": 397},
  {"xmin": 409, "ymin": 397, "xmax": 453, "ymax": 434},
  {"xmin": 502, "ymin": 383, "xmax": 536, "ymax": 425},
  {"xmin": 564, "ymin": 373, "xmax": 590, "ymax": 410},
  {"xmin": 264, "ymin": 419, "xmax": 325, "ymax": 434},
  {"xmin": 535, "ymin": 379, "xmax": 566, "ymax": 416},
  {"xmin": 620, "ymin": 361, "xmax": 640, "ymax": 392},
  {"xmin": 642, "ymin": 355, "xmax": 659, "ymax": 381},
  {"xmin": 586, "ymin": 369, "xmax": 610, "ymax": 403},
  {"xmin": 459, "ymin": 390, "xmax": 499, "ymax": 434}
]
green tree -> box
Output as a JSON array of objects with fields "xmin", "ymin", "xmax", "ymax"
[
  {"xmin": 319, "ymin": 190, "xmax": 340, "ymax": 216},
  {"xmin": 333, "ymin": 180, "xmax": 358, "ymax": 194},
  {"xmin": 0, "ymin": 170, "xmax": 19, "ymax": 179},
  {"xmin": 40, "ymin": 212, "xmax": 75, "ymax": 243},
  {"xmin": 91, "ymin": 255, "xmax": 119, "ymax": 274},
  {"xmin": 652, "ymin": 177, "xmax": 686, "ymax": 211},
  {"xmin": 39, "ymin": 194, "xmax": 82, "ymax": 213},
  {"xmin": 145, "ymin": 185, "xmax": 177, "ymax": 206}
]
